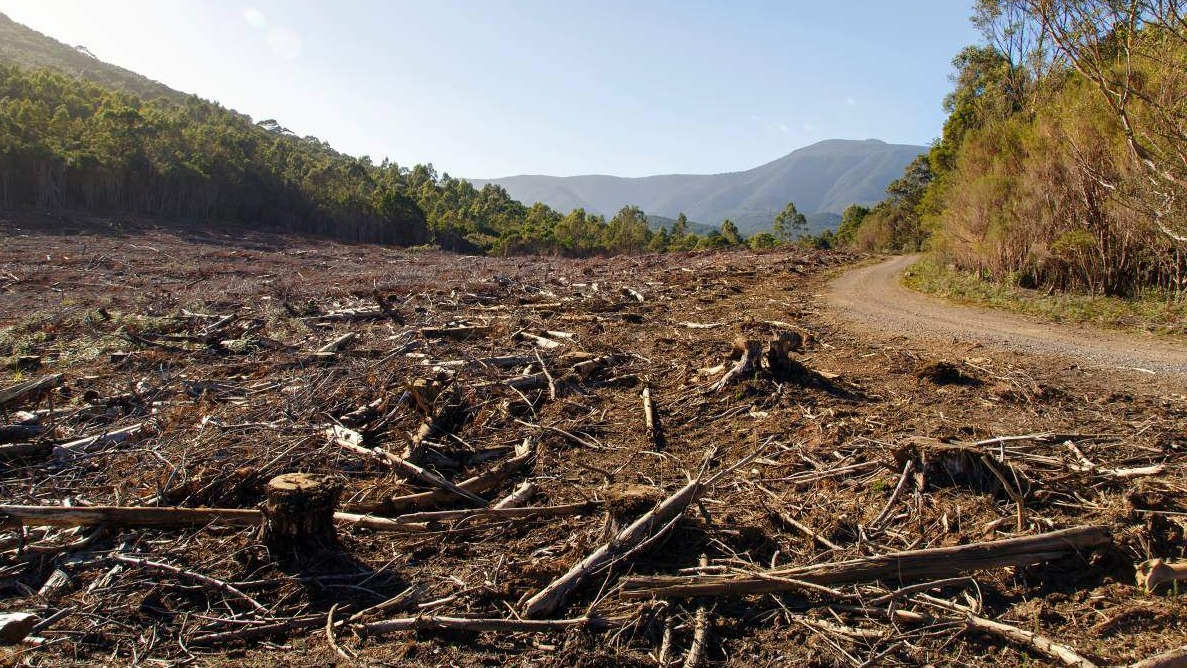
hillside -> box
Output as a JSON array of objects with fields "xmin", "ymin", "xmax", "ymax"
[
  {"xmin": 470, "ymin": 139, "xmax": 925, "ymax": 234},
  {"xmin": 0, "ymin": 11, "xmax": 184, "ymax": 102}
]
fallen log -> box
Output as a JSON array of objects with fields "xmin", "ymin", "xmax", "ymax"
[
  {"xmin": 357, "ymin": 614, "xmax": 613, "ymax": 636},
  {"xmin": 522, "ymin": 478, "xmax": 704, "ymax": 618},
  {"xmin": 393, "ymin": 501, "xmax": 601, "ymax": 524},
  {"xmin": 0, "ymin": 505, "xmax": 263, "ymax": 529},
  {"xmin": 964, "ymin": 611, "xmax": 1097, "ymax": 668},
  {"xmin": 421, "ymin": 325, "xmax": 491, "ymax": 340},
  {"xmin": 620, "ymin": 525, "xmax": 1112, "ymax": 599},
  {"xmin": 53, "ymin": 423, "xmax": 144, "ymax": 460},
  {"xmin": 0, "ymin": 373, "xmax": 64, "ymax": 408},
  {"xmin": 0, "ymin": 505, "xmax": 426, "ymax": 533}
]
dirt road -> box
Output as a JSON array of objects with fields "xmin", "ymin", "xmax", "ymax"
[{"xmin": 826, "ymin": 254, "xmax": 1187, "ymax": 378}]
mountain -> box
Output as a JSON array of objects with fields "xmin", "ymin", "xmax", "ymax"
[
  {"xmin": 470, "ymin": 139, "xmax": 926, "ymax": 235},
  {"xmin": 0, "ymin": 11, "xmax": 185, "ymax": 102}
]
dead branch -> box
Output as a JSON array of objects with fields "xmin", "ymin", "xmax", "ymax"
[
  {"xmin": 620, "ymin": 525, "xmax": 1112, "ymax": 598},
  {"xmin": 111, "ymin": 554, "xmax": 267, "ymax": 613},
  {"xmin": 963, "ymin": 612, "xmax": 1098, "ymax": 668},
  {"xmin": 710, "ymin": 338, "xmax": 762, "ymax": 392}
]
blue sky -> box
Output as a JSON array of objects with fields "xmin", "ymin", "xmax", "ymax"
[{"xmin": 0, "ymin": 1, "xmax": 981, "ymax": 178}]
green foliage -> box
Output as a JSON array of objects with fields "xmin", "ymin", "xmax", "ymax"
[
  {"xmin": 720, "ymin": 219, "xmax": 742, "ymax": 245},
  {"xmin": 834, "ymin": 204, "xmax": 869, "ymax": 247},
  {"xmin": 748, "ymin": 232, "xmax": 778, "ymax": 250},
  {"xmin": 772, "ymin": 201, "xmax": 807, "ymax": 244},
  {"xmin": 0, "ymin": 61, "xmax": 716, "ymax": 259}
]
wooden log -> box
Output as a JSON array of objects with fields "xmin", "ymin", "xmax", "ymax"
[
  {"xmin": 260, "ymin": 473, "xmax": 345, "ymax": 549},
  {"xmin": 0, "ymin": 373, "xmax": 63, "ymax": 408},
  {"xmin": 0, "ymin": 504, "xmax": 426, "ymax": 533},
  {"xmin": 1130, "ymin": 645, "xmax": 1187, "ymax": 668},
  {"xmin": 523, "ymin": 478, "xmax": 704, "ymax": 618},
  {"xmin": 620, "ymin": 525, "xmax": 1112, "ymax": 599},
  {"xmin": 393, "ymin": 501, "xmax": 601, "ymax": 525},
  {"xmin": 316, "ymin": 332, "xmax": 357, "ymax": 355},
  {"xmin": 357, "ymin": 614, "xmax": 612, "ymax": 636},
  {"xmin": 494, "ymin": 481, "xmax": 537, "ymax": 509},
  {"xmin": 964, "ymin": 612, "xmax": 1097, "ymax": 667},
  {"xmin": 0, "ymin": 441, "xmax": 52, "ymax": 460},
  {"xmin": 420, "ymin": 325, "xmax": 491, "ymax": 340},
  {"xmin": 0, "ymin": 505, "xmax": 263, "ymax": 529},
  {"xmin": 0, "ymin": 612, "xmax": 38, "ymax": 645},
  {"xmin": 52, "ymin": 423, "xmax": 143, "ymax": 461},
  {"xmin": 709, "ymin": 339, "xmax": 762, "ymax": 392}
]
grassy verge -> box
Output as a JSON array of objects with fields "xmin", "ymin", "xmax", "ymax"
[{"xmin": 901, "ymin": 256, "xmax": 1187, "ymax": 340}]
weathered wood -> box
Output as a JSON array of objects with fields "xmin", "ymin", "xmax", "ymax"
[
  {"xmin": 421, "ymin": 325, "xmax": 491, "ymax": 340},
  {"xmin": 394, "ymin": 501, "xmax": 601, "ymax": 525},
  {"xmin": 620, "ymin": 525, "xmax": 1112, "ymax": 598},
  {"xmin": 765, "ymin": 331, "xmax": 804, "ymax": 378},
  {"xmin": 261, "ymin": 473, "xmax": 345, "ymax": 549},
  {"xmin": 331, "ymin": 425, "xmax": 484, "ymax": 505},
  {"xmin": 0, "ymin": 505, "xmax": 263, "ymax": 529},
  {"xmin": 0, "ymin": 441, "xmax": 52, "ymax": 460},
  {"xmin": 384, "ymin": 438, "xmax": 535, "ymax": 514},
  {"xmin": 316, "ymin": 332, "xmax": 357, "ymax": 355},
  {"xmin": 0, "ymin": 504, "xmax": 425, "ymax": 533},
  {"xmin": 964, "ymin": 612, "xmax": 1098, "ymax": 668},
  {"xmin": 0, "ymin": 612, "xmax": 38, "ymax": 645},
  {"xmin": 0, "ymin": 424, "xmax": 45, "ymax": 444},
  {"xmin": 52, "ymin": 423, "xmax": 143, "ymax": 461},
  {"xmin": 1130, "ymin": 645, "xmax": 1187, "ymax": 668},
  {"xmin": 710, "ymin": 338, "xmax": 762, "ymax": 392},
  {"xmin": 0, "ymin": 373, "xmax": 63, "ymax": 407},
  {"xmin": 523, "ymin": 478, "xmax": 704, "ymax": 618},
  {"xmin": 357, "ymin": 614, "xmax": 612, "ymax": 636},
  {"xmin": 493, "ymin": 481, "xmax": 537, "ymax": 509}
]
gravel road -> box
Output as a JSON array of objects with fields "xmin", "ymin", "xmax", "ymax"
[{"xmin": 826, "ymin": 255, "xmax": 1187, "ymax": 378}]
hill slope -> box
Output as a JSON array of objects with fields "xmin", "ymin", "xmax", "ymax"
[
  {"xmin": 0, "ymin": 11, "xmax": 184, "ymax": 102},
  {"xmin": 471, "ymin": 139, "xmax": 926, "ymax": 235}
]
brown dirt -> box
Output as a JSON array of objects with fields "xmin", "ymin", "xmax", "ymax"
[
  {"xmin": 0, "ymin": 215, "xmax": 1185, "ymax": 667},
  {"xmin": 827, "ymin": 254, "xmax": 1187, "ymax": 379}
]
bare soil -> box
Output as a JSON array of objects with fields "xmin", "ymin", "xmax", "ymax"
[
  {"xmin": 827, "ymin": 255, "xmax": 1187, "ymax": 379},
  {"xmin": 1, "ymin": 215, "xmax": 1185, "ymax": 667}
]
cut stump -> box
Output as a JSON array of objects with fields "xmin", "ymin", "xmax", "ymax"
[{"xmin": 261, "ymin": 473, "xmax": 345, "ymax": 550}]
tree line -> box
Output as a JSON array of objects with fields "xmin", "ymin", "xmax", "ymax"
[
  {"xmin": 844, "ymin": 0, "xmax": 1187, "ymax": 299},
  {"xmin": 0, "ymin": 62, "xmax": 825, "ymax": 257}
]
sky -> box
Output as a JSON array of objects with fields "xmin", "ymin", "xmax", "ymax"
[{"xmin": 0, "ymin": 1, "xmax": 982, "ymax": 178}]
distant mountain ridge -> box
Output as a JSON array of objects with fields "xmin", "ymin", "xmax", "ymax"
[
  {"xmin": 0, "ymin": 11, "xmax": 185, "ymax": 102},
  {"xmin": 470, "ymin": 139, "xmax": 926, "ymax": 235}
]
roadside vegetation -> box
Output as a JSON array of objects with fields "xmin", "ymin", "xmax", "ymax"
[
  {"xmin": 846, "ymin": 1, "xmax": 1187, "ymax": 315},
  {"xmin": 903, "ymin": 255, "xmax": 1187, "ymax": 338}
]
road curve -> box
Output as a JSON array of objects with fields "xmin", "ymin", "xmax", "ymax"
[{"xmin": 825, "ymin": 255, "xmax": 1187, "ymax": 377}]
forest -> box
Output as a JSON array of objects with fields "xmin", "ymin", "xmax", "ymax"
[
  {"xmin": 847, "ymin": 0, "xmax": 1187, "ymax": 299},
  {"xmin": 0, "ymin": 63, "xmax": 773, "ymax": 256}
]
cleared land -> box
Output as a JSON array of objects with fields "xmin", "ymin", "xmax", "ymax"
[{"xmin": 0, "ymin": 216, "xmax": 1185, "ymax": 666}]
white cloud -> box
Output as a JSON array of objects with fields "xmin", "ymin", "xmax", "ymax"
[
  {"xmin": 268, "ymin": 27, "xmax": 302, "ymax": 60},
  {"xmin": 801, "ymin": 122, "xmax": 820, "ymax": 133},
  {"xmin": 243, "ymin": 7, "xmax": 267, "ymax": 29},
  {"xmin": 844, "ymin": 96, "xmax": 857, "ymax": 106}
]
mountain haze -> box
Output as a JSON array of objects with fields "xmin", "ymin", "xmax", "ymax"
[{"xmin": 470, "ymin": 139, "xmax": 926, "ymax": 235}]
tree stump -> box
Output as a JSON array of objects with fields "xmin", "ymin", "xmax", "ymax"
[
  {"xmin": 766, "ymin": 331, "xmax": 805, "ymax": 379},
  {"xmin": 260, "ymin": 473, "xmax": 344, "ymax": 550}
]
